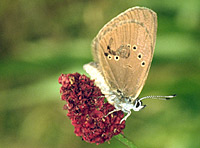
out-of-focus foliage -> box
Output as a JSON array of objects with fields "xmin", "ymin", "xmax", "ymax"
[{"xmin": 0, "ymin": 0, "xmax": 199, "ymax": 148}]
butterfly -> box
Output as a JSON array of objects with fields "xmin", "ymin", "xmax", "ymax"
[{"xmin": 84, "ymin": 7, "xmax": 176, "ymax": 123}]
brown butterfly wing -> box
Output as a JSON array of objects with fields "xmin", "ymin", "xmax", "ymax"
[{"xmin": 92, "ymin": 7, "xmax": 157, "ymax": 99}]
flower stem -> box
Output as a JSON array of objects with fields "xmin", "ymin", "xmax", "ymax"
[{"xmin": 114, "ymin": 134, "xmax": 137, "ymax": 148}]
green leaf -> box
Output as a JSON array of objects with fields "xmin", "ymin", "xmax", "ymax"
[{"xmin": 114, "ymin": 134, "xmax": 137, "ymax": 148}]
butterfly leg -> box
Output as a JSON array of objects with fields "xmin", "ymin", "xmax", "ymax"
[
  {"xmin": 104, "ymin": 108, "xmax": 121, "ymax": 117},
  {"xmin": 120, "ymin": 110, "xmax": 131, "ymax": 124}
]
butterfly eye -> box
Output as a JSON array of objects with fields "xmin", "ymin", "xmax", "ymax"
[
  {"xmin": 114, "ymin": 56, "xmax": 120, "ymax": 61},
  {"xmin": 135, "ymin": 100, "xmax": 141, "ymax": 108},
  {"xmin": 141, "ymin": 61, "xmax": 146, "ymax": 67}
]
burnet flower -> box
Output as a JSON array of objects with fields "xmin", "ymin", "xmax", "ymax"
[{"xmin": 58, "ymin": 73, "xmax": 125, "ymax": 144}]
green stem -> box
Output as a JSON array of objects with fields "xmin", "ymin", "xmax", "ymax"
[{"xmin": 114, "ymin": 134, "xmax": 137, "ymax": 148}]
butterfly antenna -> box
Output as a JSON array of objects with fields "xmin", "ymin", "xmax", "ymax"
[{"xmin": 139, "ymin": 94, "xmax": 176, "ymax": 101}]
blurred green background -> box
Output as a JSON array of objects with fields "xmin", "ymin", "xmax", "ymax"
[{"xmin": 0, "ymin": 0, "xmax": 199, "ymax": 148}]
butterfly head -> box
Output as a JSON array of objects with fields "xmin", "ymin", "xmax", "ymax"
[
  {"xmin": 113, "ymin": 91, "xmax": 146, "ymax": 113},
  {"xmin": 132, "ymin": 98, "xmax": 146, "ymax": 111}
]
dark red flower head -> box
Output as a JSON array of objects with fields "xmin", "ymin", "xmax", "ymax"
[{"xmin": 58, "ymin": 73, "xmax": 125, "ymax": 144}]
